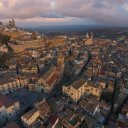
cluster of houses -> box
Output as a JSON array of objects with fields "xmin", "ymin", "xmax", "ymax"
[{"xmin": 0, "ymin": 30, "xmax": 128, "ymax": 128}]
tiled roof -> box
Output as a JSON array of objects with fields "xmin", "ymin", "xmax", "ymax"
[
  {"xmin": 0, "ymin": 95, "xmax": 17, "ymax": 108},
  {"xmin": 36, "ymin": 100, "xmax": 51, "ymax": 116},
  {"xmin": 22, "ymin": 108, "xmax": 39, "ymax": 120},
  {"xmin": 71, "ymin": 78, "xmax": 86, "ymax": 90}
]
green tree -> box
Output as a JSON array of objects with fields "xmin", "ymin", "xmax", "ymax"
[{"xmin": 0, "ymin": 34, "xmax": 10, "ymax": 45}]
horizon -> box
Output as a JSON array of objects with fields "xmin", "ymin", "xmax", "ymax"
[{"xmin": 25, "ymin": 24, "xmax": 128, "ymax": 33}]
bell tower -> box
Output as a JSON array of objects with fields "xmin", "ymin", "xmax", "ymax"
[
  {"xmin": 57, "ymin": 52, "xmax": 65, "ymax": 69},
  {"xmin": 85, "ymin": 32, "xmax": 94, "ymax": 45},
  {"xmin": 91, "ymin": 32, "xmax": 93, "ymax": 39},
  {"xmin": 86, "ymin": 32, "xmax": 89, "ymax": 39}
]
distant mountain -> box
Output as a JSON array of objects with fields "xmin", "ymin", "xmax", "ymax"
[{"xmin": 26, "ymin": 25, "xmax": 106, "ymax": 33}]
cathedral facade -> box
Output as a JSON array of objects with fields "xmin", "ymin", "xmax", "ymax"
[{"xmin": 85, "ymin": 32, "xmax": 94, "ymax": 45}]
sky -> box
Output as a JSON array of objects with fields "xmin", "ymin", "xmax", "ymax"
[{"xmin": 0, "ymin": 0, "xmax": 128, "ymax": 27}]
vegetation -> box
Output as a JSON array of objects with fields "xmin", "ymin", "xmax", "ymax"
[
  {"xmin": 0, "ymin": 34, "xmax": 13, "ymax": 67},
  {"xmin": 0, "ymin": 33, "xmax": 13, "ymax": 52},
  {"xmin": 0, "ymin": 54, "xmax": 9, "ymax": 68},
  {"xmin": 6, "ymin": 45, "xmax": 13, "ymax": 52},
  {"xmin": 0, "ymin": 34, "xmax": 10, "ymax": 45}
]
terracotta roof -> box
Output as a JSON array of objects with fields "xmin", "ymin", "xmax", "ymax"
[
  {"xmin": 36, "ymin": 100, "xmax": 51, "ymax": 116},
  {"xmin": 0, "ymin": 95, "xmax": 17, "ymax": 108},
  {"xmin": 43, "ymin": 67, "xmax": 56, "ymax": 80},
  {"xmin": 47, "ymin": 72, "xmax": 58, "ymax": 86}
]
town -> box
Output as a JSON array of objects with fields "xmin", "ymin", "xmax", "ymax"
[{"xmin": 0, "ymin": 19, "xmax": 128, "ymax": 128}]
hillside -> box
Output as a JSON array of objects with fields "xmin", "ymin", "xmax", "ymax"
[{"xmin": 0, "ymin": 29, "xmax": 26, "ymax": 40}]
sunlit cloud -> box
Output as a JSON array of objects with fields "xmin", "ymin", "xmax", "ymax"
[
  {"xmin": 50, "ymin": 0, "xmax": 56, "ymax": 9},
  {"xmin": 123, "ymin": 4, "xmax": 128, "ymax": 11},
  {"xmin": 0, "ymin": 0, "xmax": 128, "ymax": 26}
]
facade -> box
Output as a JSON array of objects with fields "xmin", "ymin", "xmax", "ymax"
[
  {"xmin": 0, "ymin": 96, "xmax": 20, "ymax": 126},
  {"xmin": 85, "ymin": 32, "xmax": 94, "ymax": 45},
  {"xmin": 21, "ymin": 66, "xmax": 38, "ymax": 74},
  {"xmin": 57, "ymin": 52, "xmax": 65, "ymax": 70},
  {"xmin": 21, "ymin": 108, "xmax": 40, "ymax": 127},
  {"xmin": 21, "ymin": 100, "xmax": 51, "ymax": 127},
  {"xmin": 45, "ymin": 37, "xmax": 66, "ymax": 48},
  {"xmin": 0, "ymin": 78, "xmax": 28, "ymax": 95},
  {"xmin": 63, "ymin": 78, "xmax": 102, "ymax": 102}
]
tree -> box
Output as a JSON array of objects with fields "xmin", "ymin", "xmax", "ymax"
[
  {"xmin": 0, "ymin": 34, "xmax": 10, "ymax": 45},
  {"xmin": 0, "ymin": 54, "xmax": 9, "ymax": 68}
]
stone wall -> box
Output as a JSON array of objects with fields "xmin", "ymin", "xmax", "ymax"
[{"xmin": 10, "ymin": 40, "xmax": 44, "ymax": 53}]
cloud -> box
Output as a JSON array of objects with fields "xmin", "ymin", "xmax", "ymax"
[
  {"xmin": 0, "ymin": 0, "xmax": 128, "ymax": 26},
  {"xmin": 123, "ymin": 4, "xmax": 128, "ymax": 11}
]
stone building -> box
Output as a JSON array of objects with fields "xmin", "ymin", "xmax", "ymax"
[
  {"xmin": 0, "ymin": 95, "xmax": 20, "ymax": 126},
  {"xmin": 63, "ymin": 78, "xmax": 102, "ymax": 102},
  {"xmin": 84, "ymin": 32, "xmax": 94, "ymax": 45}
]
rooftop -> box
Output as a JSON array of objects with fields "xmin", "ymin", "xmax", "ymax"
[
  {"xmin": 0, "ymin": 95, "xmax": 17, "ymax": 108},
  {"xmin": 36, "ymin": 100, "xmax": 51, "ymax": 116},
  {"xmin": 22, "ymin": 108, "xmax": 39, "ymax": 120},
  {"xmin": 71, "ymin": 78, "xmax": 86, "ymax": 90},
  {"xmin": 2, "ymin": 122, "xmax": 20, "ymax": 128}
]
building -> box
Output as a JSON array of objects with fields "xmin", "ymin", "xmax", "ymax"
[
  {"xmin": 63, "ymin": 78, "xmax": 87, "ymax": 102},
  {"xmin": 21, "ymin": 108, "xmax": 40, "ymax": 127},
  {"xmin": 45, "ymin": 37, "xmax": 66, "ymax": 48},
  {"xmin": 29, "ymin": 49, "xmax": 40, "ymax": 58},
  {"xmin": 21, "ymin": 100, "xmax": 51, "ymax": 128},
  {"xmin": 84, "ymin": 32, "xmax": 94, "ymax": 45},
  {"xmin": 2, "ymin": 122, "xmax": 20, "ymax": 128},
  {"xmin": 37, "ymin": 66, "xmax": 63, "ymax": 93},
  {"xmin": 35, "ymin": 100, "xmax": 51, "ymax": 119},
  {"xmin": 0, "ymin": 45, "xmax": 8, "ymax": 53},
  {"xmin": 0, "ymin": 76, "xmax": 28, "ymax": 95},
  {"xmin": 0, "ymin": 96, "xmax": 20, "ymax": 126},
  {"xmin": 57, "ymin": 52, "xmax": 65, "ymax": 70},
  {"xmin": 8, "ymin": 19, "xmax": 16, "ymax": 28},
  {"xmin": 63, "ymin": 78, "xmax": 102, "ymax": 102}
]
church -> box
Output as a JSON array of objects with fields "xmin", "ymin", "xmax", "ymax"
[{"xmin": 85, "ymin": 32, "xmax": 94, "ymax": 45}]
